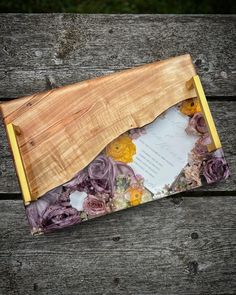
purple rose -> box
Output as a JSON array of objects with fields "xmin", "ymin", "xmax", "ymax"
[
  {"xmin": 26, "ymin": 187, "xmax": 81, "ymax": 234},
  {"xmin": 186, "ymin": 112, "xmax": 208, "ymax": 135},
  {"xmin": 203, "ymin": 151, "xmax": 230, "ymax": 184},
  {"xmin": 193, "ymin": 133, "xmax": 212, "ymax": 157},
  {"xmin": 83, "ymin": 194, "xmax": 108, "ymax": 216},
  {"xmin": 115, "ymin": 161, "xmax": 139, "ymax": 184},
  {"xmin": 63, "ymin": 170, "xmax": 88, "ymax": 192},
  {"xmin": 64, "ymin": 155, "xmax": 116, "ymax": 195},
  {"xmin": 41, "ymin": 204, "xmax": 81, "ymax": 232},
  {"xmin": 88, "ymin": 155, "xmax": 116, "ymax": 194},
  {"xmin": 64, "ymin": 154, "xmax": 138, "ymax": 197}
]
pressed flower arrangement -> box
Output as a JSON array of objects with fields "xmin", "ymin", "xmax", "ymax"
[
  {"xmin": 25, "ymin": 98, "xmax": 229, "ymax": 234},
  {"xmin": 0, "ymin": 54, "xmax": 229, "ymax": 234}
]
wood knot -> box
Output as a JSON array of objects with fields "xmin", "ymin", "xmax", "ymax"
[
  {"xmin": 195, "ymin": 59, "xmax": 202, "ymax": 66},
  {"xmin": 112, "ymin": 236, "xmax": 120, "ymax": 242},
  {"xmin": 29, "ymin": 140, "xmax": 35, "ymax": 146},
  {"xmin": 188, "ymin": 261, "xmax": 198, "ymax": 275},
  {"xmin": 113, "ymin": 277, "xmax": 120, "ymax": 286},
  {"xmin": 191, "ymin": 232, "xmax": 199, "ymax": 239},
  {"xmin": 33, "ymin": 283, "xmax": 39, "ymax": 291}
]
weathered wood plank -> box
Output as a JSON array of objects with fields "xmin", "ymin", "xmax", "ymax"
[
  {"xmin": 0, "ymin": 14, "xmax": 235, "ymax": 98},
  {"xmin": 1, "ymin": 100, "xmax": 235, "ymax": 194},
  {"xmin": 0, "ymin": 196, "xmax": 235, "ymax": 295}
]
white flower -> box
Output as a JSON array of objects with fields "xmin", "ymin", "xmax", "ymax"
[
  {"xmin": 141, "ymin": 189, "xmax": 153, "ymax": 204},
  {"xmin": 111, "ymin": 192, "xmax": 129, "ymax": 211}
]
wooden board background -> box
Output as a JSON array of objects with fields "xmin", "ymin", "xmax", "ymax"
[{"xmin": 0, "ymin": 14, "xmax": 235, "ymax": 295}]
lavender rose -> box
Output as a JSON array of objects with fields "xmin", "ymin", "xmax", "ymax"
[
  {"xmin": 203, "ymin": 151, "xmax": 230, "ymax": 184},
  {"xmin": 64, "ymin": 154, "xmax": 138, "ymax": 197},
  {"xmin": 115, "ymin": 161, "xmax": 139, "ymax": 184},
  {"xmin": 186, "ymin": 112, "xmax": 208, "ymax": 135},
  {"xmin": 63, "ymin": 170, "xmax": 88, "ymax": 192},
  {"xmin": 25, "ymin": 187, "xmax": 81, "ymax": 233},
  {"xmin": 64, "ymin": 155, "xmax": 116, "ymax": 195},
  {"xmin": 83, "ymin": 194, "xmax": 108, "ymax": 216},
  {"xmin": 41, "ymin": 204, "xmax": 81, "ymax": 232},
  {"xmin": 193, "ymin": 133, "xmax": 212, "ymax": 157},
  {"xmin": 88, "ymin": 155, "xmax": 116, "ymax": 194}
]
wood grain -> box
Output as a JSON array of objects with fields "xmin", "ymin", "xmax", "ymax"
[
  {"xmin": 1, "ymin": 100, "xmax": 235, "ymax": 194},
  {"xmin": 0, "ymin": 196, "xmax": 235, "ymax": 295},
  {"xmin": 1, "ymin": 54, "xmax": 197, "ymax": 200},
  {"xmin": 0, "ymin": 14, "xmax": 235, "ymax": 295},
  {"xmin": 0, "ymin": 15, "xmax": 235, "ymax": 99}
]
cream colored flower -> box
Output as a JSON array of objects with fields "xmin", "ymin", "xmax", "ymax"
[{"xmin": 141, "ymin": 189, "xmax": 153, "ymax": 204}]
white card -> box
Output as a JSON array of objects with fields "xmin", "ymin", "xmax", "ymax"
[{"xmin": 129, "ymin": 107, "xmax": 197, "ymax": 194}]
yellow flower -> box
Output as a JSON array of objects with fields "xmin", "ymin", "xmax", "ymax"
[
  {"xmin": 106, "ymin": 134, "xmax": 136, "ymax": 163},
  {"xmin": 179, "ymin": 98, "xmax": 201, "ymax": 116},
  {"xmin": 128, "ymin": 187, "xmax": 143, "ymax": 206}
]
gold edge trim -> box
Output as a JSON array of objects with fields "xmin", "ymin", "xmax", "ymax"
[
  {"xmin": 186, "ymin": 75, "xmax": 222, "ymax": 152},
  {"xmin": 6, "ymin": 123, "xmax": 32, "ymax": 205}
]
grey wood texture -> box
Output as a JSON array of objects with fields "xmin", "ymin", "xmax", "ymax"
[
  {"xmin": 0, "ymin": 197, "xmax": 236, "ymax": 295},
  {"xmin": 0, "ymin": 14, "xmax": 235, "ymax": 98},
  {"xmin": 0, "ymin": 14, "xmax": 235, "ymax": 295}
]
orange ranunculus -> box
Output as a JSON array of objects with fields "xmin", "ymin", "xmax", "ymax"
[
  {"xmin": 179, "ymin": 98, "xmax": 201, "ymax": 116},
  {"xmin": 128, "ymin": 187, "xmax": 143, "ymax": 206},
  {"xmin": 106, "ymin": 134, "xmax": 136, "ymax": 163}
]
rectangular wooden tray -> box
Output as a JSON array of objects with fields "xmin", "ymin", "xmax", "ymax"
[{"xmin": 0, "ymin": 54, "xmax": 221, "ymax": 206}]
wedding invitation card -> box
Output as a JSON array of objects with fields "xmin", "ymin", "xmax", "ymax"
[{"xmin": 130, "ymin": 107, "xmax": 198, "ymax": 195}]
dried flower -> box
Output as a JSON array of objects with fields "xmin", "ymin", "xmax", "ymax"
[
  {"xmin": 115, "ymin": 161, "xmax": 140, "ymax": 184},
  {"xmin": 203, "ymin": 150, "xmax": 230, "ymax": 184},
  {"xmin": 111, "ymin": 192, "xmax": 130, "ymax": 211},
  {"xmin": 128, "ymin": 187, "xmax": 143, "ymax": 206},
  {"xmin": 185, "ymin": 112, "xmax": 208, "ymax": 135},
  {"xmin": 140, "ymin": 189, "xmax": 153, "ymax": 204},
  {"xmin": 88, "ymin": 155, "xmax": 116, "ymax": 194},
  {"xmin": 183, "ymin": 163, "xmax": 202, "ymax": 187},
  {"xmin": 41, "ymin": 204, "xmax": 81, "ymax": 232},
  {"xmin": 63, "ymin": 170, "xmax": 88, "ymax": 192},
  {"xmin": 106, "ymin": 134, "xmax": 136, "ymax": 163},
  {"xmin": 115, "ymin": 176, "xmax": 131, "ymax": 193},
  {"xmin": 129, "ymin": 127, "xmax": 146, "ymax": 140},
  {"xmin": 25, "ymin": 187, "xmax": 81, "ymax": 233},
  {"xmin": 65, "ymin": 155, "xmax": 139, "ymax": 197},
  {"xmin": 192, "ymin": 133, "xmax": 212, "ymax": 159},
  {"xmin": 179, "ymin": 98, "xmax": 201, "ymax": 116},
  {"xmin": 64, "ymin": 155, "xmax": 116, "ymax": 195},
  {"xmin": 83, "ymin": 194, "xmax": 108, "ymax": 216}
]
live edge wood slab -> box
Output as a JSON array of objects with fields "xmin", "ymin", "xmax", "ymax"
[
  {"xmin": 0, "ymin": 14, "xmax": 235, "ymax": 295},
  {"xmin": 1, "ymin": 54, "xmax": 196, "ymax": 200}
]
